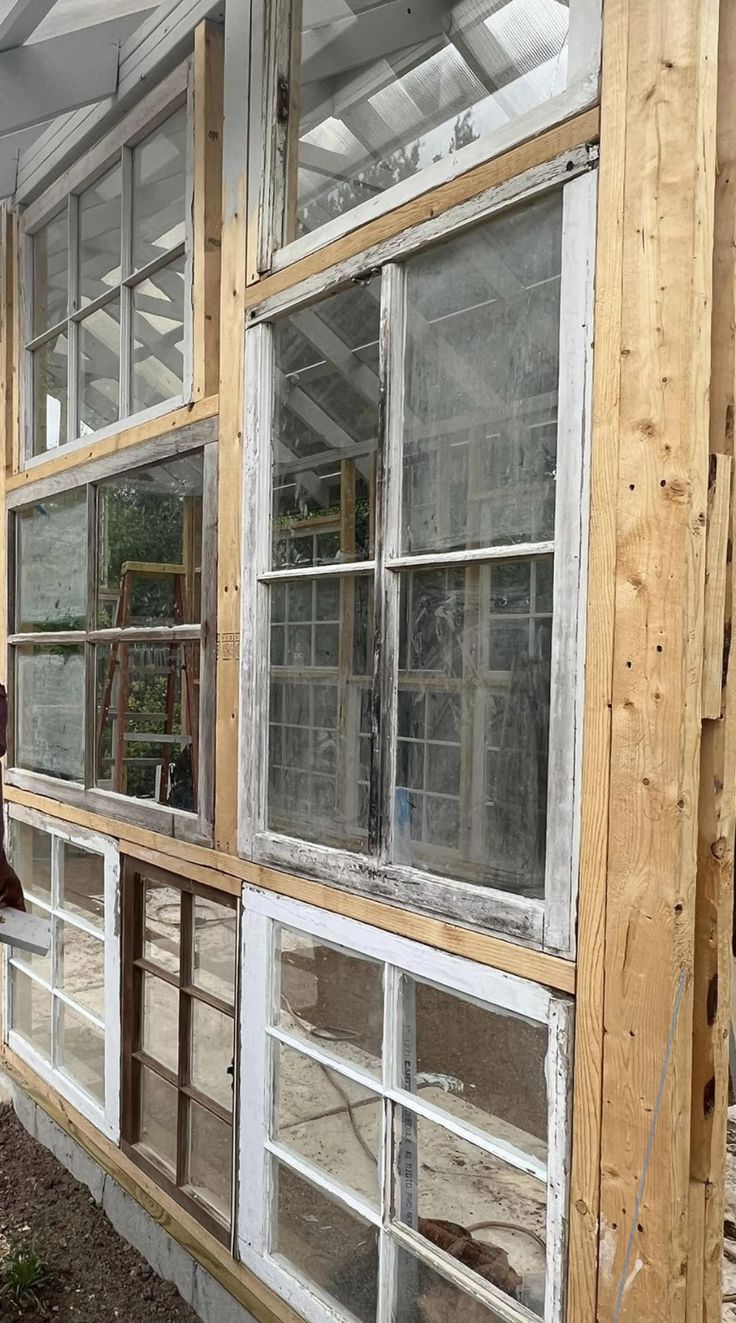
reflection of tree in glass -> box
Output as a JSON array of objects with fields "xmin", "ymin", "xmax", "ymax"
[{"xmin": 101, "ymin": 482, "xmax": 183, "ymax": 624}]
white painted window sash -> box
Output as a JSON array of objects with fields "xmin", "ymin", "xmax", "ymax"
[
  {"xmin": 248, "ymin": 0, "xmax": 602, "ymax": 279},
  {"xmin": 2, "ymin": 803, "xmax": 121, "ymax": 1141},
  {"xmin": 236, "ymin": 885, "xmax": 574, "ymax": 1323},
  {"xmin": 20, "ymin": 61, "xmax": 195, "ymax": 470},
  {"xmin": 240, "ymin": 155, "xmax": 598, "ymax": 955}
]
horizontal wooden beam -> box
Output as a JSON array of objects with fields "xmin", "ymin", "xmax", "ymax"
[{"xmin": 3, "ymin": 784, "xmax": 576, "ymax": 993}]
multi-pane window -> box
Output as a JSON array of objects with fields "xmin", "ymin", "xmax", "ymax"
[
  {"xmin": 242, "ymin": 158, "xmax": 596, "ymax": 952},
  {"xmin": 26, "ymin": 97, "xmax": 190, "ymax": 458},
  {"xmin": 239, "ymin": 888, "xmax": 572, "ymax": 1323},
  {"xmin": 8, "ymin": 444, "xmax": 213, "ymax": 829},
  {"xmin": 122, "ymin": 863, "xmax": 238, "ymax": 1240},
  {"xmin": 4, "ymin": 811, "xmax": 120, "ymax": 1137},
  {"xmin": 255, "ymin": 0, "xmax": 601, "ymax": 264}
]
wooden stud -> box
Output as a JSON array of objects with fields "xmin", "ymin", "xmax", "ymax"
[
  {"xmin": 214, "ymin": 0, "xmax": 250, "ymax": 854},
  {"xmin": 592, "ymin": 2, "xmax": 719, "ymax": 1322},
  {"xmin": 689, "ymin": 3, "xmax": 736, "ymax": 1319},
  {"xmin": 193, "ymin": 20, "xmax": 224, "ymax": 401},
  {"xmin": 701, "ymin": 453, "xmax": 732, "ymax": 719}
]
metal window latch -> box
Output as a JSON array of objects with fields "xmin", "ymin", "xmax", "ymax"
[{"xmin": 276, "ymin": 77, "xmax": 290, "ymax": 124}]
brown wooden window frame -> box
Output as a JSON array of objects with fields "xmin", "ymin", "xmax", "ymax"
[{"xmin": 121, "ymin": 858, "xmax": 238, "ymax": 1244}]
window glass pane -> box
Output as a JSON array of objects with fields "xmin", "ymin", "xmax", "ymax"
[
  {"xmin": 131, "ymin": 255, "xmax": 185, "ymax": 413},
  {"xmin": 274, "ymin": 1042, "xmax": 380, "ymax": 1205},
  {"xmin": 58, "ymin": 921, "xmax": 104, "ymax": 1017},
  {"xmin": 276, "ymin": 927, "xmax": 383, "ymax": 1079},
  {"xmin": 33, "ymin": 211, "xmax": 67, "ymax": 334},
  {"xmin": 58, "ymin": 1001, "xmax": 105, "ymax": 1104},
  {"xmin": 59, "ymin": 841, "xmax": 104, "ymax": 930},
  {"xmin": 78, "ymin": 299, "xmax": 121, "ymax": 436},
  {"xmin": 190, "ymin": 999, "xmax": 233, "ymax": 1111},
  {"xmin": 394, "ymin": 1245, "xmax": 509, "ymax": 1323},
  {"xmin": 401, "ymin": 196, "xmax": 561, "ymax": 556},
  {"xmin": 142, "ymin": 971, "xmax": 179, "ymax": 1074},
  {"xmin": 143, "ymin": 878, "xmax": 180, "ymax": 975},
  {"xmin": 272, "ymin": 285, "xmax": 379, "ymax": 569},
  {"xmin": 131, "ymin": 106, "xmax": 187, "ymax": 272},
  {"xmin": 268, "ymin": 573, "xmax": 373, "ymax": 848},
  {"xmin": 139, "ymin": 1066, "xmax": 177, "ymax": 1175},
  {"xmin": 404, "ymin": 977, "xmax": 548, "ymax": 1154},
  {"xmin": 395, "ymin": 559, "xmax": 551, "ymax": 896},
  {"xmin": 96, "ymin": 451, "xmax": 203, "ymax": 627},
  {"xmin": 193, "ymin": 896, "xmax": 236, "ymax": 1004},
  {"xmin": 188, "ymin": 1100, "xmax": 232, "ymax": 1220},
  {"xmin": 8, "ymin": 820, "xmax": 51, "ymax": 906},
  {"xmin": 32, "ymin": 331, "xmax": 68, "ymax": 455},
  {"xmin": 79, "ymin": 164, "xmax": 122, "ymax": 307},
  {"xmin": 11, "ymin": 899, "xmax": 52, "ymax": 981},
  {"xmin": 272, "ymin": 1161, "xmax": 379, "ymax": 1323},
  {"xmin": 395, "ymin": 1111, "xmax": 547, "ymax": 1314},
  {"xmin": 94, "ymin": 640, "xmax": 199, "ymax": 811},
  {"xmin": 291, "ymin": 3, "xmax": 576, "ymax": 242},
  {"xmin": 11, "ymin": 965, "xmax": 52, "ymax": 1060},
  {"xmin": 16, "ymin": 489, "xmax": 87, "ymax": 632},
  {"xmin": 15, "ymin": 643, "xmax": 85, "ymax": 782}
]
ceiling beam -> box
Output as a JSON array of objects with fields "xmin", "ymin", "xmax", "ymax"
[
  {"xmin": 0, "ymin": 0, "xmax": 57, "ymax": 52},
  {"xmin": 0, "ymin": 14, "xmax": 148, "ymax": 136}
]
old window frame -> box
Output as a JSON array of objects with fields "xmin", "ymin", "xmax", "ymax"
[
  {"xmin": 120, "ymin": 858, "xmax": 239, "ymax": 1244},
  {"xmin": 237, "ymin": 885, "xmax": 574, "ymax": 1323},
  {"xmin": 2, "ymin": 804, "xmax": 121, "ymax": 1139},
  {"xmin": 5, "ymin": 418, "xmax": 218, "ymax": 844},
  {"xmin": 248, "ymin": 0, "xmax": 602, "ymax": 278},
  {"xmin": 19, "ymin": 61, "xmax": 195, "ymax": 469},
  {"xmin": 239, "ymin": 148, "xmax": 597, "ymax": 957}
]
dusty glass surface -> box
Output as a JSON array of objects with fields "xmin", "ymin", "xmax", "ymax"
[
  {"xmin": 395, "ymin": 558, "xmax": 552, "ymax": 895},
  {"xmin": 393, "ymin": 1246, "xmax": 509, "ymax": 1323},
  {"xmin": 131, "ymin": 107, "xmax": 187, "ymax": 272},
  {"xmin": 272, "ymin": 1162, "xmax": 379, "ymax": 1323},
  {"xmin": 289, "ymin": 3, "xmax": 575, "ymax": 242},
  {"xmin": 32, "ymin": 332, "xmax": 68, "ymax": 454},
  {"xmin": 11, "ymin": 965, "xmax": 52, "ymax": 1060},
  {"xmin": 188, "ymin": 1100, "xmax": 232, "ymax": 1218},
  {"xmin": 275, "ymin": 926, "xmax": 383, "ymax": 1079},
  {"xmin": 58, "ymin": 921, "xmax": 105, "ymax": 1018},
  {"xmin": 401, "ymin": 195, "xmax": 562, "ymax": 556},
  {"xmin": 131, "ymin": 255, "xmax": 186, "ymax": 412},
  {"xmin": 78, "ymin": 299, "xmax": 121, "ymax": 435},
  {"xmin": 10, "ymin": 898, "xmax": 52, "ymax": 981},
  {"xmin": 33, "ymin": 211, "xmax": 68, "ymax": 335},
  {"xmin": 139, "ymin": 1066, "xmax": 178, "ymax": 1174},
  {"xmin": 59, "ymin": 841, "xmax": 105, "ymax": 930},
  {"xmin": 141, "ymin": 971, "xmax": 179, "ymax": 1074},
  {"xmin": 79, "ymin": 165, "xmax": 122, "ymax": 307},
  {"xmin": 190, "ymin": 998, "xmax": 233, "ymax": 1110},
  {"xmin": 143, "ymin": 879, "xmax": 181, "ymax": 976},
  {"xmin": 272, "ymin": 285, "xmax": 379, "ymax": 569},
  {"xmin": 267, "ymin": 573, "xmax": 373, "ymax": 848},
  {"xmin": 59, "ymin": 1001, "xmax": 105, "ymax": 1104},
  {"xmin": 16, "ymin": 489, "xmax": 87, "ymax": 633},
  {"xmin": 274, "ymin": 1041, "xmax": 381, "ymax": 1204},
  {"xmin": 15, "ymin": 644, "xmax": 85, "ymax": 782},
  {"xmin": 193, "ymin": 896, "xmax": 236, "ymax": 1004},
  {"xmin": 9, "ymin": 821, "xmax": 52, "ymax": 906}
]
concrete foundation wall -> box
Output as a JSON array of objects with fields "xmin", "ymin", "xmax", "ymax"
[{"xmin": 10, "ymin": 1084, "xmax": 256, "ymax": 1323}]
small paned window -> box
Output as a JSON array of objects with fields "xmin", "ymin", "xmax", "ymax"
[
  {"xmin": 4, "ymin": 812, "xmax": 120, "ymax": 1138},
  {"xmin": 26, "ymin": 101, "xmax": 190, "ymax": 458},
  {"xmin": 121, "ymin": 862, "xmax": 238, "ymax": 1240}
]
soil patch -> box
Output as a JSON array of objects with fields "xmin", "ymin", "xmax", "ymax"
[{"xmin": 0, "ymin": 1103, "xmax": 199, "ymax": 1321}]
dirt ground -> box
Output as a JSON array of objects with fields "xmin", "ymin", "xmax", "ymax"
[{"xmin": 0, "ymin": 1104, "xmax": 199, "ymax": 1321}]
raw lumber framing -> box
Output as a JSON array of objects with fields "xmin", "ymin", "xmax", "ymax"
[
  {"xmin": 192, "ymin": 19, "xmax": 223, "ymax": 400},
  {"xmin": 689, "ymin": 2, "xmax": 736, "ymax": 1318},
  {"xmin": 592, "ymin": 1, "xmax": 720, "ymax": 1321},
  {"xmin": 214, "ymin": 0, "xmax": 249, "ymax": 853}
]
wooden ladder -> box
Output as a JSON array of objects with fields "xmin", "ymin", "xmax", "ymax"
[{"xmin": 95, "ymin": 561, "xmax": 199, "ymax": 805}]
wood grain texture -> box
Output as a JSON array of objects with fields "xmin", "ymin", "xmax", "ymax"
[
  {"xmin": 566, "ymin": 1, "xmax": 628, "ymax": 1318},
  {"xmin": 6, "ymin": 396, "xmax": 218, "ymax": 492},
  {"xmin": 3, "ymin": 785, "xmax": 575, "ymax": 992},
  {"xmin": 245, "ymin": 108, "xmax": 600, "ymax": 312},
  {"xmin": 193, "ymin": 20, "xmax": 224, "ymax": 401},
  {"xmin": 701, "ymin": 453, "xmax": 732, "ymax": 718},
  {"xmin": 595, "ymin": 2, "xmax": 719, "ymax": 1322},
  {"xmin": 0, "ymin": 1049, "xmax": 303, "ymax": 1323},
  {"xmin": 213, "ymin": 0, "xmax": 249, "ymax": 854},
  {"xmin": 689, "ymin": 4, "xmax": 736, "ymax": 1319}
]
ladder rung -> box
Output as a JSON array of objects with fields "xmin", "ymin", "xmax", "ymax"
[
  {"xmin": 124, "ymin": 734, "xmax": 192, "ymax": 745},
  {"xmin": 106, "ymin": 710, "xmax": 170, "ymax": 720}
]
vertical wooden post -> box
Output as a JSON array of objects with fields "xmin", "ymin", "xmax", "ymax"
[
  {"xmin": 585, "ymin": 1, "xmax": 721, "ymax": 1321},
  {"xmin": 214, "ymin": 3, "xmax": 251, "ymax": 853},
  {"xmin": 689, "ymin": 3, "xmax": 736, "ymax": 1319},
  {"xmin": 193, "ymin": 19, "xmax": 224, "ymax": 402}
]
